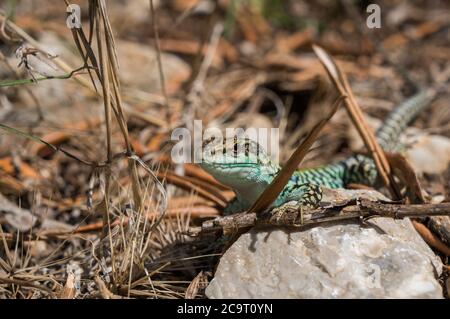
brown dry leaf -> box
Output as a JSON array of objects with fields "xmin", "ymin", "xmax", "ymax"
[
  {"xmin": 31, "ymin": 117, "xmax": 102, "ymax": 157},
  {"xmin": 412, "ymin": 220, "xmax": 450, "ymax": 256},
  {"xmin": 406, "ymin": 20, "xmax": 448, "ymax": 40},
  {"xmin": 18, "ymin": 161, "xmax": 41, "ymax": 180},
  {"xmin": 59, "ymin": 272, "xmax": 76, "ymax": 299},
  {"xmin": 185, "ymin": 271, "xmax": 208, "ymax": 299},
  {"xmin": 157, "ymin": 170, "xmax": 227, "ymax": 207},
  {"xmin": 382, "ymin": 33, "xmax": 408, "ymax": 49},
  {"xmin": 383, "ymin": 20, "xmax": 449, "ymax": 49},
  {"xmin": 130, "ymin": 137, "xmax": 146, "ymax": 157},
  {"xmin": 170, "ymin": 0, "xmax": 200, "ymax": 11},
  {"xmin": 275, "ymin": 29, "xmax": 314, "ymax": 53},
  {"xmin": 205, "ymin": 71, "xmax": 266, "ymax": 122},
  {"xmin": 0, "ymin": 172, "xmax": 26, "ymax": 195},
  {"xmin": 264, "ymin": 53, "xmax": 394, "ymax": 81},
  {"xmin": 318, "ymin": 31, "xmax": 366, "ymax": 55},
  {"xmin": 218, "ymin": 38, "xmax": 238, "ymax": 63},
  {"xmin": 158, "ymin": 38, "xmax": 223, "ymax": 68},
  {"xmin": 0, "ymin": 157, "xmax": 14, "ymax": 174},
  {"xmin": 428, "ymin": 216, "xmax": 450, "ymax": 247},
  {"xmin": 146, "ymin": 132, "xmax": 166, "ymax": 152},
  {"xmin": 235, "ymin": 5, "xmax": 270, "ymax": 44}
]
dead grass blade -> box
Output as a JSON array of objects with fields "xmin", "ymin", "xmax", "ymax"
[
  {"xmin": 0, "ymin": 276, "xmax": 54, "ymax": 296},
  {"xmin": 313, "ymin": 44, "xmax": 401, "ymax": 199},
  {"xmin": 412, "ymin": 221, "xmax": 450, "ymax": 256},
  {"xmin": 149, "ymin": 0, "xmax": 170, "ymax": 123},
  {"xmin": 0, "ymin": 65, "xmax": 90, "ymax": 88}
]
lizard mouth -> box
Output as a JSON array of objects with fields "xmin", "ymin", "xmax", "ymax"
[
  {"xmin": 201, "ymin": 161, "xmax": 259, "ymax": 169},
  {"xmin": 199, "ymin": 161, "xmax": 260, "ymax": 177}
]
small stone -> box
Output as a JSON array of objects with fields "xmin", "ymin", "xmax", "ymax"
[{"xmin": 405, "ymin": 133, "xmax": 450, "ymax": 175}]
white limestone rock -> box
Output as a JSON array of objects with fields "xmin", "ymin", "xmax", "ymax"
[{"xmin": 206, "ymin": 190, "xmax": 443, "ymax": 299}]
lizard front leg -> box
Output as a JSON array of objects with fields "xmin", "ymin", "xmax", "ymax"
[
  {"xmin": 296, "ymin": 183, "xmax": 322, "ymax": 225},
  {"xmin": 273, "ymin": 182, "xmax": 323, "ymax": 224},
  {"xmin": 276, "ymin": 182, "xmax": 323, "ymax": 208},
  {"xmin": 224, "ymin": 183, "xmax": 322, "ymax": 220}
]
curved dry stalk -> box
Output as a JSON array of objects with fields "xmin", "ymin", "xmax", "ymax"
[{"xmin": 313, "ymin": 44, "xmax": 401, "ymax": 199}]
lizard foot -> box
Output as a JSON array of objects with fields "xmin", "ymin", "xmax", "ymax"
[{"xmin": 298, "ymin": 183, "xmax": 323, "ymax": 209}]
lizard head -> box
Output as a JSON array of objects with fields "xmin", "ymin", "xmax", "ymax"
[{"xmin": 199, "ymin": 136, "xmax": 280, "ymax": 191}]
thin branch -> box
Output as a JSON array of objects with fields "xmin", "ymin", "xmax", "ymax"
[{"xmin": 190, "ymin": 200, "xmax": 450, "ymax": 236}]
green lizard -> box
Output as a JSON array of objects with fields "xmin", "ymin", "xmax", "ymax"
[{"xmin": 199, "ymin": 91, "xmax": 433, "ymax": 214}]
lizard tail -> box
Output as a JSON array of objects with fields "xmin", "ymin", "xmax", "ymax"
[
  {"xmin": 337, "ymin": 90, "xmax": 434, "ymax": 186},
  {"xmin": 375, "ymin": 90, "xmax": 434, "ymax": 152},
  {"xmin": 288, "ymin": 90, "xmax": 435, "ymax": 190}
]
